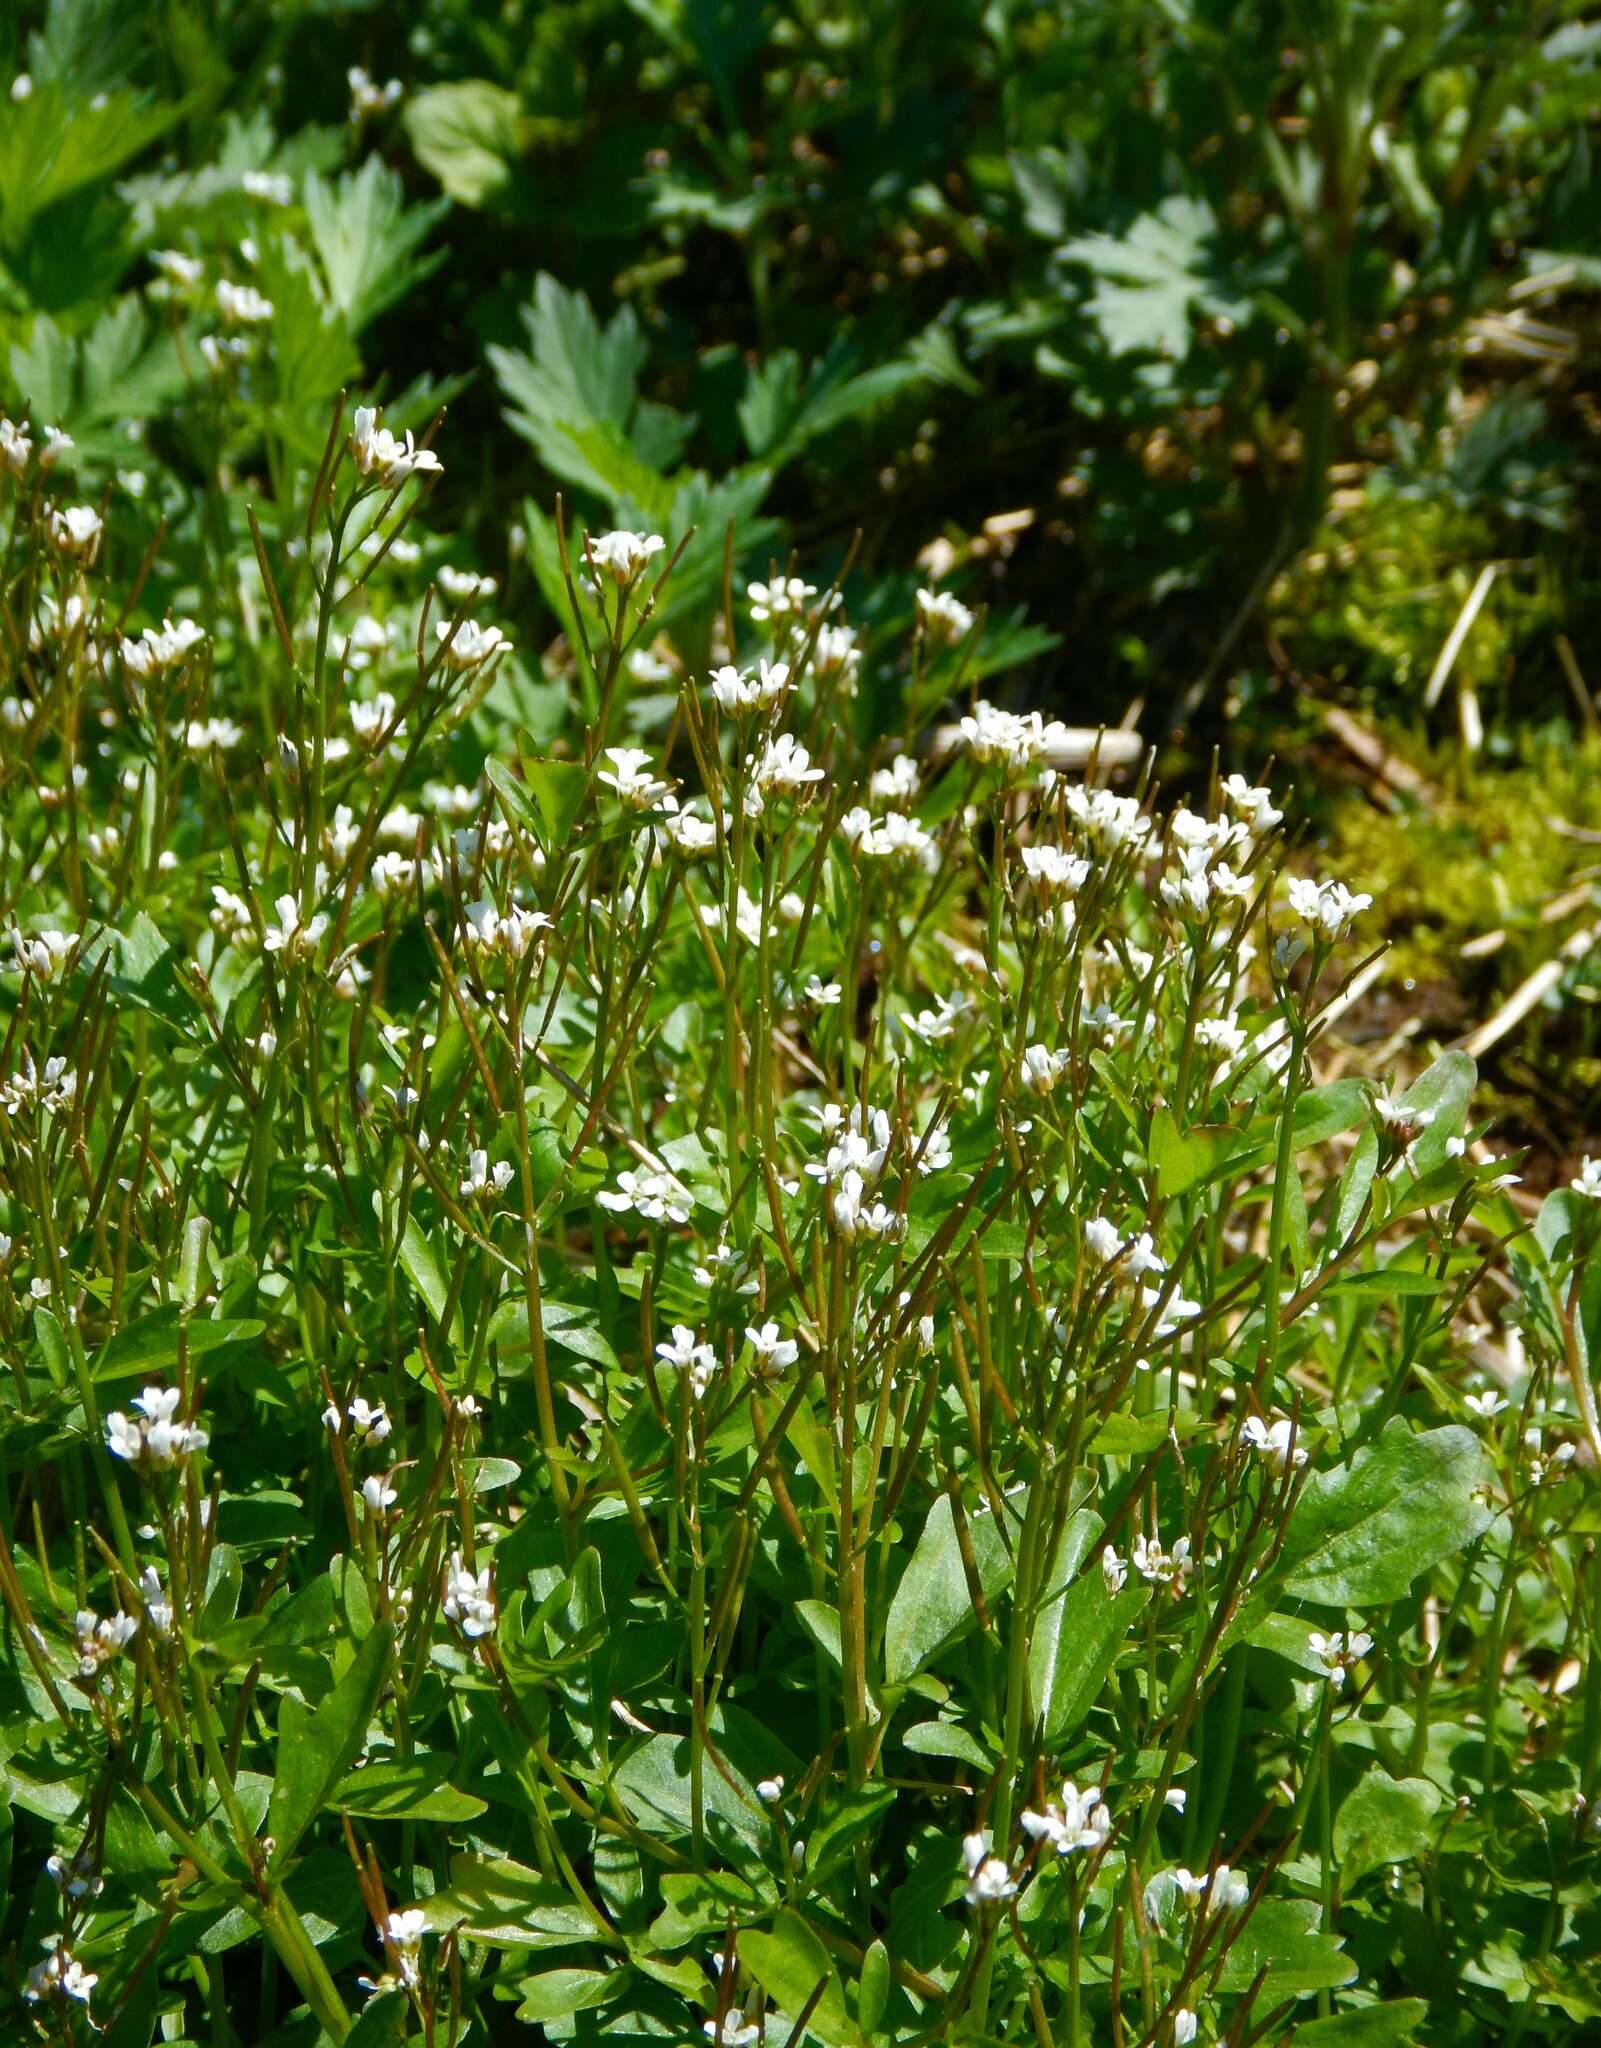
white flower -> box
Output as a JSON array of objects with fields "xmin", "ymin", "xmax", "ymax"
[
  {"xmin": 384, "ymin": 1907, "xmax": 428, "ymax": 1987},
  {"xmin": 1133, "ymin": 1531, "xmax": 1193, "ymax": 1593},
  {"xmin": 1174, "ymin": 2009, "xmax": 1198, "ymax": 2045},
  {"xmin": 711, "ymin": 659, "xmax": 788, "ymax": 713},
  {"xmin": 352, "ymin": 405, "xmax": 443, "ymax": 486},
  {"xmin": 961, "ymin": 1830, "xmax": 1017, "ymax": 1906},
  {"xmin": 916, "ymin": 587, "xmax": 975, "ymax": 644},
  {"xmin": 1210, "ymin": 1864, "xmax": 1249, "ymax": 1910},
  {"xmin": 263, "ymin": 893, "xmax": 328, "ymax": 962},
  {"xmin": 216, "ymin": 279, "xmax": 274, "ymax": 324},
  {"xmin": 48, "ymin": 505, "xmax": 103, "ymax": 557},
  {"xmin": 756, "ymin": 1775, "xmax": 785, "ymax": 1804},
  {"xmin": 348, "ymin": 65, "xmax": 403, "ymax": 119},
  {"xmin": 350, "ymin": 690, "xmax": 401, "ymax": 746},
  {"xmin": 870, "ymin": 753, "xmax": 921, "ymax": 806},
  {"xmin": 1373, "ymin": 1091, "xmax": 1435, "ymax": 1136},
  {"xmin": 435, "ymin": 618, "xmax": 509, "ymax": 669},
  {"xmin": 40, "ymin": 426, "xmax": 73, "ymax": 467},
  {"xmin": 830, "ymin": 1169, "xmax": 905, "ymax": 1241},
  {"xmin": 242, "ymin": 169, "xmax": 293, "ymax": 204},
  {"xmin": 752, "ymin": 731, "xmax": 824, "ymax": 797},
  {"xmin": 105, "ymin": 1386, "xmax": 208, "ymax": 1469},
  {"xmin": 1571, "ymin": 1156, "xmax": 1601, "ymax": 1199},
  {"xmin": 460, "ymin": 1148, "xmax": 515, "ymax": 1200},
  {"xmin": 140, "ymin": 1567, "xmax": 174, "ymax": 1635},
  {"xmin": 25, "ymin": 1945, "xmax": 98, "ymax": 2006},
  {"xmin": 745, "ymin": 1321, "xmax": 799, "ymax": 1373},
  {"xmin": 361, "ymin": 1474, "xmax": 397, "ymax": 1514},
  {"xmin": 186, "ymin": 715, "xmax": 242, "ymax": 751},
  {"xmin": 1464, "ymin": 1387, "xmax": 1508, "ymax": 1421},
  {"xmin": 1195, "ymin": 1016, "xmax": 1247, "ymax": 1063},
  {"xmin": 120, "ymin": 616, "xmax": 206, "ymax": 680},
  {"xmin": 1085, "ymin": 1217, "xmax": 1122, "ymax": 1264},
  {"xmin": 598, "ymin": 747, "xmax": 672, "ymax": 809},
  {"xmin": 655, "ymin": 1325, "xmax": 716, "ymax": 1397},
  {"xmin": 437, "ymin": 564, "xmax": 496, "ymax": 603},
  {"xmin": 1102, "ymin": 1547, "xmax": 1128, "ymax": 1594},
  {"xmin": 1306, "ymin": 1629, "xmax": 1373, "ymax": 1686},
  {"xmin": 1021, "ymin": 844, "xmax": 1090, "ymax": 896},
  {"xmin": 1239, "ymin": 1414, "xmax": 1307, "ymax": 1475},
  {"xmin": 348, "ymin": 1397, "xmax": 392, "ymax": 1443},
  {"xmin": 586, "ymin": 529, "xmax": 665, "ymax": 589},
  {"xmin": 748, "ymin": 575, "xmax": 816, "ymax": 624},
  {"xmin": 443, "ymin": 1552, "xmax": 496, "ymax": 1636},
  {"xmin": 597, "ymin": 1167, "xmax": 694, "ymax": 1227},
  {"xmin": 1017, "ymin": 1043, "xmax": 1069, "ymax": 1095},
  {"xmin": 10, "ymin": 926, "xmax": 77, "ymax": 981},
  {"xmin": 1221, "ymin": 774, "xmax": 1283, "ymax": 833},
  {"xmin": 1021, "ymin": 1780, "xmax": 1111, "ymax": 1857},
  {"xmin": 75, "ymin": 1607, "xmax": 139, "ymax": 1677},
  {"xmin": 813, "ymin": 621, "xmax": 860, "ymax": 683},
  {"xmin": 704, "ymin": 2018, "xmax": 761, "ymax": 2048},
  {"xmin": 153, "ymin": 247, "xmax": 204, "ymax": 290},
  {"xmin": 0, "ymin": 416, "xmax": 32, "ymax": 474},
  {"xmin": 802, "ymin": 975, "xmax": 842, "ymax": 1007},
  {"xmin": 1285, "ymin": 875, "xmax": 1372, "ymax": 942}
]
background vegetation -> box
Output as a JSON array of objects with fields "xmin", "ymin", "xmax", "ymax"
[{"xmin": 4, "ymin": 4, "xmax": 1601, "ymax": 2047}]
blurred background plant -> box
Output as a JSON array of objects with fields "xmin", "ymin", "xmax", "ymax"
[{"xmin": 2, "ymin": 0, "xmax": 1600, "ymax": 1136}]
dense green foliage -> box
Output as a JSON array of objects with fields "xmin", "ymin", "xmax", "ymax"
[{"xmin": 3, "ymin": 4, "xmax": 1601, "ymax": 2047}]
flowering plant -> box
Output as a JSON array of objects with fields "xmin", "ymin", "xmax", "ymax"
[{"xmin": 1, "ymin": 380, "xmax": 1597, "ymax": 2048}]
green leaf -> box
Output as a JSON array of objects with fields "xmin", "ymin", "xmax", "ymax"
[
  {"xmin": 1035, "ymin": 1569, "xmax": 1150, "ymax": 1744},
  {"xmin": 1279, "ymin": 1422, "xmax": 1490, "ymax": 1607},
  {"xmin": 514, "ymin": 1967, "xmax": 624, "ymax": 2023},
  {"xmin": 1059, "ymin": 195, "xmax": 1245, "ymax": 359},
  {"xmin": 346, "ymin": 1991, "xmax": 410, "ymax": 2048},
  {"xmin": 1149, "ymin": 1109, "xmax": 1246, "ymax": 1197},
  {"xmin": 398, "ymin": 1216, "xmax": 451, "ymax": 1327},
  {"xmin": 304, "ymin": 157, "xmax": 447, "ymax": 334},
  {"xmin": 740, "ymin": 1909, "xmax": 859, "ymax": 2047},
  {"xmin": 334, "ymin": 1752, "xmax": 486, "ymax": 1823},
  {"xmin": 1395, "ymin": 1050, "xmax": 1477, "ymax": 1175},
  {"xmin": 404, "ymin": 81, "xmax": 522, "ymax": 207},
  {"xmin": 267, "ymin": 1622, "xmax": 393, "ymax": 1875},
  {"xmin": 422, "ymin": 1854, "xmax": 599, "ymax": 1946},
  {"xmin": 96, "ymin": 1306, "xmax": 264, "ymax": 1383},
  {"xmin": 885, "ymin": 1492, "xmax": 1014, "ymax": 1685},
  {"xmin": 514, "ymin": 739, "xmax": 589, "ymax": 852},
  {"xmin": 1216, "ymin": 1898, "xmax": 1357, "ymax": 2000},
  {"xmin": 1291, "ymin": 1999, "xmax": 1429, "ymax": 2046},
  {"xmin": 1334, "ymin": 1773, "xmax": 1440, "ymax": 1882},
  {"xmin": 857, "ymin": 1939, "xmax": 891, "ymax": 2037}
]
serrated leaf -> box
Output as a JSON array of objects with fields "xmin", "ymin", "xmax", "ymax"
[{"xmin": 304, "ymin": 157, "xmax": 447, "ymax": 334}]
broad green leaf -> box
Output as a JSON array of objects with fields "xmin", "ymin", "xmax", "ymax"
[
  {"xmin": 858, "ymin": 1939, "xmax": 891, "ymax": 2038},
  {"xmin": 404, "ymin": 81, "xmax": 522, "ymax": 207},
  {"xmin": 1036, "ymin": 1571, "xmax": 1150, "ymax": 1744},
  {"xmin": 422, "ymin": 1855, "xmax": 599, "ymax": 1947},
  {"xmin": 1279, "ymin": 1422, "xmax": 1490, "ymax": 1607},
  {"xmin": 1149, "ymin": 1109, "xmax": 1246, "ymax": 1197},
  {"xmin": 1216, "ymin": 1898, "xmax": 1356, "ymax": 1999},
  {"xmin": 1334, "ymin": 1773, "xmax": 1440, "ymax": 1882},
  {"xmin": 514, "ymin": 741, "xmax": 589, "ymax": 853},
  {"xmin": 1396, "ymin": 1051, "xmax": 1476, "ymax": 1175},
  {"xmin": 346, "ymin": 1991, "xmax": 410, "ymax": 2047},
  {"xmin": 1028, "ymin": 1506, "xmax": 1104, "ymax": 1725},
  {"xmin": 334, "ymin": 1753, "xmax": 486, "ymax": 1823},
  {"xmin": 885, "ymin": 1492, "xmax": 1015, "ymax": 1685},
  {"xmin": 515, "ymin": 1967, "xmax": 624, "ymax": 2023},
  {"xmin": 267, "ymin": 1622, "xmax": 393, "ymax": 1874},
  {"xmin": 740, "ymin": 1909, "xmax": 859, "ymax": 2047},
  {"xmin": 96, "ymin": 1306, "xmax": 264, "ymax": 1383},
  {"xmin": 1292, "ymin": 2000, "xmax": 1429, "ymax": 2046},
  {"xmin": 398, "ymin": 1216, "xmax": 451, "ymax": 1327}
]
